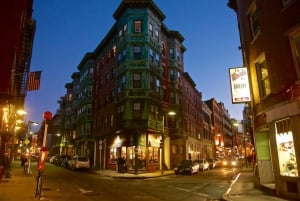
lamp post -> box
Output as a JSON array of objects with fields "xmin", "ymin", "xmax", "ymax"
[
  {"xmin": 161, "ymin": 111, "xmax": 176, "ymax": 175},
  {"xmin": 24, "ymin": 121, "xmax": 39, "ymax": 152},
  {"xmin": 233, "ymin": 120, "xmax": 248, "ymax": 167}
]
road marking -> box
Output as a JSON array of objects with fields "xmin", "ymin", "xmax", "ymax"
[
  {"xmin": 78, "ymin": 188, "xmax": 93, "ymax": 194},
  {"xmin": 175, "ymin": 187, "xmax": 208, "ymax": 197}
]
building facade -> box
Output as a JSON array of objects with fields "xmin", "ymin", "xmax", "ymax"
[
  {"xmin": 0, "ymin": 0, "xmax": 35, "ymax": 168},
  {"xmin": 51, "ymin": 0, "xmax": 234, "ymax": 174},
  {"xmin": 228, "ymin": 0, "xmax": 300, "ymax": 199}
]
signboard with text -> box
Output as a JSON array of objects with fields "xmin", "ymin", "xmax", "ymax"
[{"xmin": 229, "ymin": 67, "xmax": 251, "ymax": 103}]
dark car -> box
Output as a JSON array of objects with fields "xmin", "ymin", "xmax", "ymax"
[{"xmin": 174, "ymin": 160, "xmax": 199, "ymax": 175}]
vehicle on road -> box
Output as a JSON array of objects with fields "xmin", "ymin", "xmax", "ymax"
[
  {"xmin": 207, "ymin": 158, "xmax": 217, "ymax": 169},
  {"xmin": 194, "ymin": 159, "xmax": 209, "ymax": 171},
  {"xmin": 174, "ymin": 160, "xmax": 199, "ymax": 175},
  {"xmin": 221, "ymin": 158, "xmax": 240, "ymax": 167},
  {"xmin": 67, "ymin": 156, "xmax": 90, "ymax": 170}
]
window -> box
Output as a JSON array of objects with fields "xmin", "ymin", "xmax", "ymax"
[
  {"xmin": 121, "ymin": 75, "xmax": 126, "ymax": 89},
  {"xmin": 133, "ymin": 46, "xmax": 142, "ymax": 60},
  {"xmin": 256, "ymin": 58, "xmax": 271, "ymax": 98},
  {"xmin": 110, "ymin": 114, "xmax": 114, "ymax": 128},
  {"xmin": 88, "ymin": 86, "xmax": 93, "ymax": 96},
  {"xmin": 133, "ymin": 102, "xmax": 141, "ymax": 118},
  {"xmin": 150, "ymin": 104, "xmax": 158, "ymax": 119},
  {"xmin": 149, "ymin": 48, "xmax": 154, "ymax": 62},
  {"xmin": 149, "ymin": 75, "xmax": 155, "ymax": 91},
  {"xmin": 119, "ymin": 29, "xmax": 123, "ymax": 41},
  {"xmin": 169, "ymin": 48, "xmax": 175, "ymax": 59},
  {"xmin": 123, "ymin": 24, "xmax": 127, "ymax": 36},
  {"xmin": 161, "ymin": 43, "xmax": 166, "ymax": 56},
  {"xmin": 275, "ymin": 118, "xmax": 298, "ymax": 177},
  {"xmin": 282, "ymin": 0, "xmax": 295, "ymax": 7},
  {"xmin": 172, "ymin": 145, "xmax": 178, "ymax": 154},
  {"xmin": 176, "ymin": 50, "xmax": 181, "ymax": 61},
  {"xmin": 122, "ymin": 49, "xmax": 126, "ymax": 60},
  {"xmin": 155, "ymin": 29, "xmax": 159, "ymax": 41},
  {"xmin": 133, "ymin": 73, "xmax": 141, "ymax": 88},
  {"xmin": 149, "ymin": 23, "xmax": 153, "ymax": 36},
  {"xmin": 134, "ymin": 20, "xmax": 141, "ymax": 33},
  {"xmin": 248, "ymin": 3, "xmax": 260, "ymax": 38},
  {"xmin": 155, "ymin": 79, "xmax": 160, "ymax": 93},
  {"xmin": 170, "ymin": 69, "xmax": 175, "ymax": 81},
  {"xmin": 289, "ymin": 32, "xmax": 300, "ymax": 78},
  {"xmin": 155, "ymin": 54, "xmax": 160, "ymax": 66},
  {"xmin": 149, "ymin": 147, "xmax": 159, "ymax": 163}
]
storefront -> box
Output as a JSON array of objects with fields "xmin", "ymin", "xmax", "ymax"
[
  {"xmin": 106, "ymin": 132, "xmax": 162, "ymax": 173},
  {"xmin": 255, "ymin": 101, "xmax": 300, "ymax": 200}
]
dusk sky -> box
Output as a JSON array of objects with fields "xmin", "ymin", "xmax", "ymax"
[{"xmin": 25, "ymin": 0, "xmax": 246, "ymax": 125}]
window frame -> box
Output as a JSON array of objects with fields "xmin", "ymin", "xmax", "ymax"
[
  {"xmin": 255, "ymin": 54, "xmax": 271, "ymax": 98},
  {"xmin": 134, "ymin": 20, "xmax": 142, "ymax": 33}
]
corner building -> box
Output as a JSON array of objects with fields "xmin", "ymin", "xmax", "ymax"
[
  {"xmin": 93, "ymin": 0, "xmax": 192, "ymax": 173},
  {"xmin": 228, "ymin": 0, "xmax": 300, "ymax": 199}
]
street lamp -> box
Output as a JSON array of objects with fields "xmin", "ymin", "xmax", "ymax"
[
  {"xmin": 232, "ymin": 120, "xmax": 248, "ymax": 166},
  {"xmin": 161, "ymin": 111, "xmax": 176, "ymax": 175},
  {"xmin": 24, "ymin": 121, "xmax": 39, "ymax": 153}
]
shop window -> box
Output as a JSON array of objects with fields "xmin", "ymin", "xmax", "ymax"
[
  {"xmin": 149, "ymin": 147, "xmax": 159, "ymax": 163},
  {"xmin": 275, "ymin": 118, "xmax": 298, "ymax": 177},
  {"xmin": 172, "ymin": 145, "xmax": 178, "ymax": 154},
  {"xmin": 127, "ymin": 146, "xmax": 146, "ymax": 170},
  {"xmin": 110, "ymin": 147, "xmax": 117, "ymax": 163}
]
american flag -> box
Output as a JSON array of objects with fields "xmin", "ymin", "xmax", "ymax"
[{"xmin": 27, "ymin": 71, "xmax": 42, "ymax": 91}]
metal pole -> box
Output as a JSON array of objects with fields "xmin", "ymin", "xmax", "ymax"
[
  {"xmin": 42, "ymin": 122, "xmax": 48, "ymax": 147},
  {"xmin": 161, "ymin": 115, "xmax": 164, "ymax": 175}
]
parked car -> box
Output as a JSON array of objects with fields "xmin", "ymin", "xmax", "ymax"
[
  {"xmin": 174, "ymin": 160, "xmax": 199, "ymax": 175},
  {"xmin": 207, "ymin": 158, "xmax": 217, "ymax": 169},
  {"xmin": 68, "ymin": 156, "xmax": 90, "ymax": 170},
  {"xmin": 194, "ymin": 159, "xmax": 209, "ymax": 171},
  {"xmin": 59, "ymin": 155, "xmax": 72, "ymax": 168}
]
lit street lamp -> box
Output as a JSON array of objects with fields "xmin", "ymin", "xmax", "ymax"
[
  {"xmin": 24, "ymin": 121, "xmax": 39, "ymax": 152},
  {"xmin": 161, "ymin": 111, "xmax": 176, "ymax": 175}
]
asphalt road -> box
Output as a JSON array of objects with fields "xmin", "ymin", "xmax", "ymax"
[{"xmin": 37, "ymin": 164, "xmax": 238, "ymax": 201}]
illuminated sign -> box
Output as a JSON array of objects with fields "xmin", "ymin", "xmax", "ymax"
[{"xmin": 229, "ymin": 67, "xmax": 251, "ymax": 103}]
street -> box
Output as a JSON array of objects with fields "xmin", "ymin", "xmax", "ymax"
[{"xmin": 34, "ymin": 162, "xmax": 239, "ymax": 201}]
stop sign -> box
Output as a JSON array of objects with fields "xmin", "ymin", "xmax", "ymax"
[{"xmin": 43, "ymin": 111, "xmax": 52, "ymax": 120}]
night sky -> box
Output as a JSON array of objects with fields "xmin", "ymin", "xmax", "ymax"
[{"xmin": 25, "ymin": 0, "xmax": 245, "ymax": 125}]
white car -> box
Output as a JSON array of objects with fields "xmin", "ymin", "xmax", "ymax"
[
  {"xmin": 68, "ymin": 156, "xmax": 90, "ymax": 170},
  {"xmin": 194, "ymin": 159, "xmax": 209, "ymax": 171}
]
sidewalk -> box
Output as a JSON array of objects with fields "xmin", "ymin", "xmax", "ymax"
[
  {"xmin": 0, "ymin": 160, "xmax": 37, "ymax": 201},
  {"xmin": 0, "ymin": 161, "xmax": 291, "ymax": 201},
  {"xmin": 94, "ymin": 169, "xmax": 175, "ymax": 179},
  {"xmin": 222, "ymin": 167, "xmax": 290, "ymax": 201}
]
